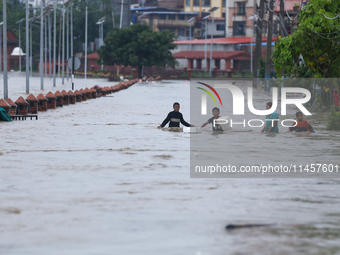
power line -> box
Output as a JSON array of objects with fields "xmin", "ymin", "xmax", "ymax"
[
  {"xmin": 282, "ymin": 0, "xmax": 304, "ymax": 21},
  {"xmin": 323, "ymin": 13, "xmax": 340, "ymax": 20}
]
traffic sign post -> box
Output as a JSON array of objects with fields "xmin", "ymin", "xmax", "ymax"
[{"xmin": 67, "ymin": 56, "xmax": 81, "ymax": 90}]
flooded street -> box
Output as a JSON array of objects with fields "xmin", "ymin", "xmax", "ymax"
[{"xmin": 1, "ymin": 74, "xmax": 340, "ymax": 255}]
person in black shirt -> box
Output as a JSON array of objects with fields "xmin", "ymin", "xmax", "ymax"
[
  {"xmin": 201, "ymin": 107, "xmax": 224, "ymax": 131},
  {"xmin": 157, "ymin": 102, "xmax": 194, "ymax": 128}
]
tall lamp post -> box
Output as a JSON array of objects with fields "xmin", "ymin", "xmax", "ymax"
[
  {"xmin": 3, "ymin": 0, "xmax": 8, "ymax": 99},
  {"xmin": 53, "ymin": 0, "xmax": 56, "ymax": 86},
  {"xmin": 187, "ymin": 17, "xmax": 195, "ymax": 51},
  {"xmin": 85, "ymin": 4, "xmax": 88, "ymax": 79},
  {"xmin": 248, "ymin": 15, "xmax": 258, "ymax": 74},
  {"xmin": 40, "ymin": 0, "xmax": 44, "ymax": 90},
  {"xmin": 203, "ymin": 14, "xmax": 210, "ymax": 72},
  {"xmin": 16, "ymin": 19, "xmax": 24, "ymax": 74},
  {"xmin": 208, "ymin": 7, "xmax": 219, "ymax": 76},
  {"xmin": 0, "ymin": 22, "xmax": 3, "ymax": 76},
  {"xmin": 25, "ymin": 0, "xmax": 29, "ymax": 93},
  {"xmin": 96, "ymin": 17, "xmax": 106, "ymax": 71}
]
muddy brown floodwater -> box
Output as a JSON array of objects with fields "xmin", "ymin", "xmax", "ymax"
[{"xmin": 0, "ymin": 74, "xmax": 339, "ymax": 255}]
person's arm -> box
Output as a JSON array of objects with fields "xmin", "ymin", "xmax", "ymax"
[
  {"xmin": 201, "ymin": 121, "xmax": 209, "ymax": 128},
  {"xmin": 157, "ymin": 113, "xmax": 171, "ymax": 128},
  {"xmin": 289, "ymin": 121, "xmax": 297, "ymax": 132},
  {"xmin": 180, "ymin": 113, "xmax": 192, "ymax": 127},
  {"xmin": 306, "ymin": 121, "xmax": 315, "ymax": 133}
]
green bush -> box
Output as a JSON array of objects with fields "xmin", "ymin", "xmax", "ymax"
[{"xmin": 326, "ymin": 106, "xmax": 340, "ymax": 130}]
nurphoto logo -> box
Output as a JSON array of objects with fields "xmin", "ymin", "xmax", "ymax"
[{"xmin": 198, "ymin": 82, "xmax": 312, "ymax": 128}]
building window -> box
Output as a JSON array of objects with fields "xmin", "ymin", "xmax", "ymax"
[
  {"xmin": 233, "ymin": 21, "xmax": 246, "ymax": 35},
  {"xmin": 178, "ymin": 14, "xmax": 185, "ymax": 20},
  {"xmin": 237, "ymin": 2, "xmax": 246, "ymax": 15},
  {"xmin": 222, "ymin": 13, "xmax": 226, "ymax": 18},
  {"xmin": 185, "ymin": 0, "xmax": 190, "ymax": 7},
  {"xmin": 178, "ymin": 28, "xmax": 185, "ymax": 36},
  {"xmin": 216, "ymin": 24, "xmax": 225, "ymax": 31},
  {"xmin": 159, "ymin": 14, "xmax": 166, "ymax": 20},
  {"xmin": 193, "ymin": 0, "xmax": 199, "ymax": 6},
  {"xmin": 222, "ymin": 1, "xmax": 225, "ymax": 7},
  {"xmin": 169, "ymin": 14, "xmax": 176, "ymax": 20},
  {"xmin": 202, "ymin": 0, "xmax": 210, "ymax": 7}
]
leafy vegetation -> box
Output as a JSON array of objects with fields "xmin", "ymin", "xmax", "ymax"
[
  {"xmin": 273, "ymin": 0, "xmax": 340, "ymax": 78},
  {"xmin": 326, "ymin": 106, "xmax": 340, "ymax": 130},
  {"xmin": 98, "ymin": 24, "xmax": 177, "ymax": 78}
]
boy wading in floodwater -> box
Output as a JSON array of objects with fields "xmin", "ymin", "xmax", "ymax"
[
  {"xmin": 201, "ymin": 107, "xmax": 224, "ymax": 131},
  {"xmin": 157, "ymin": 102, "xmax": 194, "ymax": 128},
  {"xmin": 289, "ymin": 111, "xmax": 315, "ymax": 133}
]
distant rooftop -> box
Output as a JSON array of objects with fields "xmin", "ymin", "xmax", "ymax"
[{"xmin": 174, "ymin": 37, "xmax": 278, "ymax": 45}]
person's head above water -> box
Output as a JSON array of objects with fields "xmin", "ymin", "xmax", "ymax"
[
  {"xmin": 173, "ymin": 102, "xmax": 180, "ymax": 112},
  {"xmin": 212, "ymin": 107, "xmax": 220, "ymax": 113},
  {"xmin": 212, "ymin": 107, "xmax": 220, "ymax": 117},
  {"xmin": 266, "ymin": 102, "xmax": 272, "ymax": 110},
  {"xmin": 296, "ymin": 111, "xmax": 304, "ymax": 121}
]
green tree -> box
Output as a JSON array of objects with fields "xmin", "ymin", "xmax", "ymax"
[
  {"xmin": 98, "ymin": 24, "xmax": 177, "ymax": 78},
  {"xmin": 273, "ymin": 0, "xmax": 340, "ymax": 78}
]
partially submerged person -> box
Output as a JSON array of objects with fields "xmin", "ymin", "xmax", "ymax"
[
  {"xmin": 157, "ymin": 102, "xmax": 194, "ymax": 128},
  {"xmin": 201, "ymin": 107, "xmax": 224, "ymax": 132},
  {"xmin": 261, "ymin": 102, "xmax": 279, "ymax": 134},
  {"xmin": 289, "ymin": 111, "xmax": 315, "ymax": 133}
]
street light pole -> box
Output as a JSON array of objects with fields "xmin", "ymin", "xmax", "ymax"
[
  {"xmin": 187, "ymin": 17, "xmax": 195, "ymax": 51},
  {"xmin": 203, "ymin": 15, "xmax": 210, "ymax": 72},
  {"xmin": 19, "ymin": 22, "xmax": 21, "ymax": 73},
  {"xmin": 53, "ymin": 0, "xmax": 56, "ymax": 86},
  {"xmin": 120, "ymin": 0, "xmax": 124, "ymax": 28},
  {"xmin": 248, "ymin": 15, "xmax": 257, "ymax": 74},
  {"xmin": 30, "ymin": 20, "xmax": 32, "ymax": 77},
  {"xmin": 208, "ymin": 7, "xmax": 219, "ymax": 76},
  {"xmin": 15, "ymin": 19, "xmax": 25, "ymax": 75},
  {"xmin": 0, "ymin": 24, "xmax": 2, "ymax": 76},
  {"xmin": 67, "ymin": 6, "xmax": 69, "ymax": 80},
  {"xmin": 96, "ymin": 17, "xmax": 106, "ymax": 71},
  {"xmin": 40, "ymin": 0, "xmax": 44, "ymax": 90},
  {"xmin": 26, "ymin": 0, "xmax": 29, "ymax": 93},
  {"xmin": 71, "ymin": 2, "xmax": 73, "ymax": 59},
  {"xmin": 62, "ymin": 1, "xmax": 65, "ymax": 84},
  {"xmin": 3, "ymin": 0, "xmax": 8, "ymax": 99},
  {"xmin": 225, "ymin": 0, "xmax": 228, "ymax": 37},
  {"xmin": 85, "ymin": 5, "xmax": 87, "ymax": 79},
  {"xmin": 45, "ymin": 15, "xmax": 47, "ymax": 77},
  {"xmin": 49, "ymin": 12, "xmax": 51, "ymax": 78}
]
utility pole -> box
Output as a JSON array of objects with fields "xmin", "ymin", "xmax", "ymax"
[
  {"xmin": 253, "ymin": 0, "xmax": 265, "ymax": 87},
  {"xmin": 279, "ymin": 0, "xmax": 285, "ymax": 37},
  {"xmin": 265, "ymin": 0, "xmax": 274, "ymax": 79}
]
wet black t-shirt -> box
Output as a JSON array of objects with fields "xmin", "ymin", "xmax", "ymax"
[
  {"xmin": 160, "ymin": 111, "xmax": 191, "ymax": 128},
  {"xmin": 208, "ymin": 116, "xmax": 224, "ymax": 131}
]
